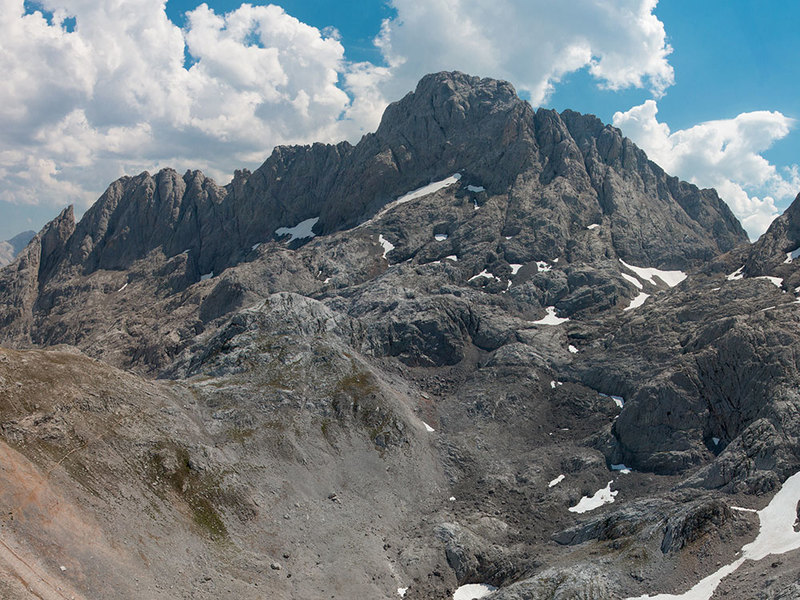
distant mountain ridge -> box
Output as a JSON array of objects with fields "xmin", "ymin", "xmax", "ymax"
[{"xmin": 0, "ymin": 229, "xmax": 35, "ymax": 268}]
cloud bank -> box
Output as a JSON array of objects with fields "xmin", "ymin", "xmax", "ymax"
[{"xmin": 613, "ymin": 101, "xmax": 799, "ymax": 239}]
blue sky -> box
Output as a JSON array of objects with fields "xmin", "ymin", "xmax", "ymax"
[{"xmin": 1, "ymin": 0, "xmax": 798, "ymax": 241}]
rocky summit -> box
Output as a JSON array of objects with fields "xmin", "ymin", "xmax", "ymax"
[{"xmin": 0, "ymin": 71, "xmax": 799, "ymax": 600}]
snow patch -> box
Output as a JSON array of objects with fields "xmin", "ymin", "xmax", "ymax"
[
  {"xmin": 449, "ymin": 496, "xmax": 456, "ymax": 502},
  {"xmin": 275, "ymin": 216, "xmax": 319, "ymax": 242},
  {"xmin": 422, "ymin": 422, "xmax": 435, "ymax": 433},
  {"xmin": 549, "ymin": 474, "xmax": 566, "ymax": 488},
  {"xmin": 116, "ymin": 282, "xmax": 128, "ymax": 292},
  {"xmin": 599, "ymin": 393, "xmax": 624, "ymax": 408},
  {"xmin": 379, "ymin": 235, "xmax": 395, "ymax": 259},
  {"xmin": 398, "ymin": 587, "xmax": 408, "ymax": 597},
  {"xmin": 509, "ymin": 263, "xmax": 523, "ymax": 275},
  {"xmin": 445, "ymin": 255, "xmax": 458, "ymax": 262},
  {"xmin": 756, "ymin": 276, "xmax": 783, "ymax": 288},
  {"xmin": 467, "ymin": 185, "xmax": 485, "ymax": 193},
  {"xmin": 531, "ymin": 306, "xmax": 569, "ymax": 325},
  {"xmin": 396, "ymin": 174, "xmax": 461, "ymax": 205},
  {"xmin": 200, "ymin": 272, "xmax": 213, "ymax": 281},
  {"xmin": 569, "ymin": 481, "xmax": 618, "ymax": 513},
  {"xmin": 619, "ymin": 259, "xmax": 686, "ymax": 287},
  {"xmin": 727, "ymin": 266, "xmax": 744, "ymax": 281},
  {"xmin": 453, "ymin": 583, "xmax": 497, "ymax": 600},
  {"xmin": 536, "ymin": 261, "xmax": 552, "ymax": 272},
  {"xmin": 568, "ymin": 345, "xmax": 578, "ymax": 354},
  {"xmin": 784, "ymin": 248, "xmax": 800, "ymax": 263},
  {"xmin": 361, "ymin": 175, "xmax": 461, "ymax": 226},
  {"xmin": 611, "ymin": 464, "xmax": 632, "ymax": 474},
  {"xmin": 473, "ymin": 199, "xmax": 480, "ymax": 210},
  {"xmin": 625, "ymin": 292, "xmax": 650, "ymax": 311},
  {"xmin": 712, "ymin": 437, "xmax": 720, "ymax": 446},
  {"xmin": 621, "ymin": 272, "xmax": 644, "ymax": 290},
  {"xmin": 625, "ymin": 470, "xmax": 800, "ymax": 600},
  {"xmin": 434, "ymin": 233, "xmax": 449, "ymax": 241},
  {"xmin": 468, "ymin": 269, "xmax": 500, "ymax": 282},
  {"xmin": 251, "ymin": 242, "xmax": 261, "ymax": 251},
  {"xmin": 587, "ymin": 223, "xmax": 600, "ymax": 230}
]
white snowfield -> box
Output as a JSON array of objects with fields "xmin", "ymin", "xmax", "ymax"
[
  {"xmin": 599, "ymin": 393, "xmax": 624, "ymax": 408},
  {"xmin": 275, "ymin": 216, "xmax": 319, "ymax": 242},
  {"xmin": 727, "ymin": 266, "xmax": 744, "ymax": 280},
  {"xmin": 568, "ymin": 481, "xmax": 617, "ymax": 513},
  {"xmin": 469, "ymin": 269, "xmax": 500, "ymax": 282},
  {"xmin": 625, "ymin": 292, "xmax": 650, "ymax": 311},
  {"xmin": 379, "ymin": 235, "xmax": 395, "ymax": 259},
  {"xmin": 619, "ymin": 259, "xmax": 686, "ymax": 287},
  {"xmin": 396, "ymin": 174, "xmax": 462, "ymax": 205},
  {"xmin": 549, "ymin": 474, "xmax": 566, "ymax": 488},
  {"xmin": 453, "ymin": 583, "xmax": 497, "ymax": 599},
  {"xmin": 422, "ymin": 421, "xmax": 435, "ymax": 432},
  {"xmin": 625, "ymin": 470, "xmax": 800, "ymax": 600},
  {"xmin": 531, "ymin": 306, "xmax": 569, "ymax": 325},
  {"xmin": 361, "ymin": 174, "xmax": 462, "ymax": 227},
  {"xmin": 755, "ymin": 276, "xmax": 783, "ymax": 288},
  {"xmin": 509, "ymin": 263, "xmax": 523, "ymax": 275},
  {"xmin": 785, "ymin": 248, "xmax": 800, "ymax": 263},
  {"xmin": 621, "ymin": 272, "xmax": 644, "ymax": 289}
]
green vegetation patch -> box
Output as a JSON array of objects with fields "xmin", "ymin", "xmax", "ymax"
[{"xmin": 147, "ymin": 443, "xmax": 229, "ymax": 540}]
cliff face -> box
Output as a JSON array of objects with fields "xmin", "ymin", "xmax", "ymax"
[{"xmin": 1, "ymin": 72, "xmax": 798, "ymax": 600}]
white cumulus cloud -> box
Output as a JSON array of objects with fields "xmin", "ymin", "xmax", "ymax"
[
  {"xmin": 18, "ymin": 0, "xmax": 798, "ymax": 248},
  {"xmin": 613, "ymin": 100, "xmax": 799, "ymax": 239},
  {"xmin": 375, "ymin": 0, "xmax": 674, "ymax": 105},
  {"xmin": 0, "ymin": 0, "xmax": 356, "ymax": 213}
]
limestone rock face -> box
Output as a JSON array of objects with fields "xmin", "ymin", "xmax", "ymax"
[{"xmin": 0, "ymin": 71, "xmax": 797, "ymax": 600}]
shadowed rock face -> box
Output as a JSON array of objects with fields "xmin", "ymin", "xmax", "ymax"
[
  {"xmin": 0, "ymin": 72, "xmax": 798, "ymax": 600},
  {"xmin": 745, "ymin": 192, "xmax": 800, "ymax": 276}
]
